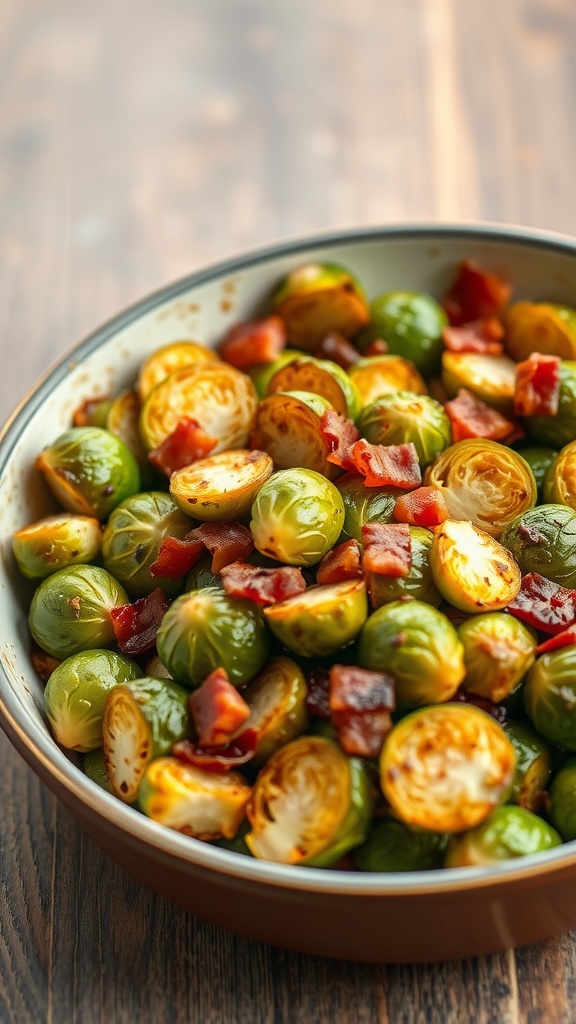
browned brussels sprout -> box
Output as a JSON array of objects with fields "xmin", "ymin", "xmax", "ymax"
[
  {"xmin": 504, "ymin": 720, "xmax": 553, "ymax": 812},
  {"xmin": 12, "ymin": 513, "xmax": 102, "ymax": 579},
  {"xmin": 250, "ymin": 468, "xmax": 344, "ymax": 565},
  {"xmin": 249, "ymin": 391, "xmax": 338, "ymax": 479},
  {"xmin": 441, "ymin": 352, "xmax": 517, "ymax": 412},
  {"xmin": 357, "ymin": 391, "xmax": 451, "ymax": 468},
  {"xmin": 264, "ymin": 579, "xmax": 368, "ymax": 658},
  {"xmin": 242, "ymin": 656, "xmax": 309, "ymax": 763},
  {"xmin": 348, "ymin": 354, "xmax": 427, "ymax": 409},
  {"xmin": 137, "ymin": 340, "xmax": 218, "ymax": 402},
  {"xmin": 430, "ymin": 520, "xmax": 521, "ymax": 614},
  {"xmin": 505, "ymin": 301, "xmax": 576, "ymax": 361},
  {"xmin": 267, "ymin": 356, "xmax": 360, "ymax": 420},
  {"xmin": 139, "ymin": 756, "xmax": 251, "ymax": 840},
  {"xmin": 458, "ymin": 613, "xmax": 535, "ymax": 702},
  {"xmin": 170, "ymin": 449, "xmax": 273, "ymax": 521},
  {"xmin": 271, "ymin": 262, "xmax": 369, "ymax": 351},
  {"xmin": 543, "ymin": 440, "xmax": 576, "ymax": 509}
]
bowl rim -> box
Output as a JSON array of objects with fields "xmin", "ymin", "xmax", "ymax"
[{"xmin": 4, "ymin": 219, "xmax": 576, "ymax": 897}]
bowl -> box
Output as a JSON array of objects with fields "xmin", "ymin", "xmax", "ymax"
[{"xmin": 4, "ymin": 223, "xmax": 576, "ymax": 965}]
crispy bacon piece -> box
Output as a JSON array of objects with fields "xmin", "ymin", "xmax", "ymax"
[
  {"xmin": 110, "ymin": 588, "xmax": 170, "ymax": 655},
  {"xmin": 148, "ymin": 416, "xmax": 218, "ymax": 476},
  {"xmin": 316, "ymin": 539, "xmax": 363, "ymax": 584},
  {"xmin": 536, "ymin": 627, "xmax": 576, "ymax": 655},
  {"xmin": 321, "ymin": 408, "xmax": 360, "ymax": 471},
  {"xmin": 72, "ymin": 395, "xmax": 110, "ymax": 426},
  {"xmin": 363, "ymin": 338, "xmax": 389, "ymax": 356},
  {"xmin": 514, "ymin": 353, "xmax": 561, "ymax": 418},
  {"xmin": 172, "ymin": 728, "xmax": 259, "ymax": 773},
  {"xmin": 361, "ymin": 523, "xmax": 412, "ymax": 577},
  {"xmin": 393, "ymin": 486, "xmax": 449, "ymax": 528},
  {"xmin": 442, "ymin": 318, "xmax": 504, "ymax": 355},
  {"xmin": 329, "ymin": 664, "xmax": 395, "ymax": 758},
  {"xmin": 305, "ymin": 668, "xmax": 331, "ymax": 719},
  {"xmin": 220, "ymin": 561, "xmax": 307, "ymax": 605},
  {"xmin": 312, "ymin": 331, "xmax": 361, "ymax": 369},
  {"xmin": 188, "ymin": 667, "xmax": 251, "ymax": 747},
  {"xmin": 187, "ymin": 521, "xmax": 254, "ymax": 574},
  {"xmin": 150, "ymin": 536, "xmax": 205, "ymax": 579},
  {"xmin": 351, "ymin": 440, "xmax": 422, "ymax": 489},
  {"xmin": 507, "ymin": 572, "xmax": 576, "ymax": 635},
  {"xmin": 443, "ymin": 260, "xmax": 512, "ymax": 326},
  {"xmin": 444, "ymin": 388, "xmax": 519, "ymax": 443},
  {"xmin": 218, "ymin": 316, "xmax": 287, "ymax": 370}
]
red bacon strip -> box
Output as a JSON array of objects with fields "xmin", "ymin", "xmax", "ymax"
[
  {"xmin": 363, "ymin": 338, "xmax": 389, "ymax": 356},
  {"xmin": 321, "ymin": 408, "xmax": 360, "ymax": 471},
  {"xmin": 444, "ymin": 388, "xmax": 519, "ymax": 443},
  {"xmin": 110, "ymin": 588, "xmax": 170, "ymax": 655},
  {"xmin": 72, "ymin": 395, "xmax": 110, "ymax": 427},
  {"xmin": 329, "ymin": 664, "xmax": 396, "ymax": 758},
  {"xmin": 150, "ymin": 536, "xmax": 205, "ymax": 580},
  {"xmin": 304, "ymin": 668, "xmax": 331, "ymax": 719},
  {"xmin": 187, "ymin": 521, "xmax": 254, "ymax": 574},
  {"xmin": 442, "ymin": 318, "xmax": 504, "ymax": 355},
  {"xmin": 361, "ymin": 522, "xmax": 412, "ymax": 577},
  {"xmin": 316, "ymin": 539, "xmax": 363, "ymax": 584},
  {"xmin": 507, "ymin": 572, "xmax": 576, "ymax": 635},
  {"xmin": 393, "ymin": 486, "xmax": 449, "ymax": 528},
  {"xmin": 218, "ymin": 316, "xmax": 287, "ymax": 370},
  {"xmin": 172, "ymin": 728, "xmax": 259, "ymax": 774},
  {"xmin": 351, "ymin": 440, "xmax": 422, "ymax": 489},
  {"xmin": 312, "ymin": 331, "xmax": 361, "ymax": 369},
  {"xmin": 188, "ymin": 667, "xmax": 251, "ymax": 748},
  {"xmin": 443, "ymin": 260, "xmax": 512, "ymax": 326},
  {"xmin": 220, "ymin": 561, "xmax": 307, "ymax": 605},
  {"xmin": 148, "ymin": 416, "xmax": 218, "ymax": 477},
  {"xmin": 514, "ymin": 353, "xmax": 561, "ymax": 418}
]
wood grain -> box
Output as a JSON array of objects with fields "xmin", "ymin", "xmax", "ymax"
[{"xmin": 2, "ymin": 0, "xmax": 576, "ymax": 1020}]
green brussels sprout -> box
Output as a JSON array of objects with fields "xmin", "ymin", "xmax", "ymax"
[
  {"xmin": 357, "ymin": 391, "xmax": 451, "ymax": 468},
  {"xmin": 357, "ymin": 600, "xmax": 465, "ymax": 707},
  {"xmin": 43, "ymin": 649, "xmax": 141, "ymax": 752},
  {"xmin": 337, "ymin": 474, "xmax": 398, "ymax": 543},
  {"xmin": 267, "ymin": 356, "xmax": 361, "ymax": 421},
  {"xmin": 543, "ymin": 439, "xmax": 576, "ymax": 510},
  {"xmin": 170, "ymin": 449, "xmax": 273, "ymax": 521},
  {"xmin": 500, "ymin": 504, "xmax": 576, "ymax": 588},
  {"xmin": 441, "ymin": 352, "xmax": 517, "ymax": 412},
  {"xmin": 28, "ymin": 564, "xmax": 129, "ymax": 659},
  {"xmin": 458, "ymin": 613, "xmax": 536, "ymax": 702},
  {"xmin": 83, "ymin": 748, "xmax": 113, "ymax": 793},
  {"xmin": 137, "ymin": 340, "xmax": 218, "ymax": 403},
  {"xmin": 264, "ymin": 579, "xmax": 368, "ymax": 658},
  {"xmin": 348, "ymin": 354, "xmax": 428, "ymax": 409},
  {"xmin": 156, "ymin": 586, "xmax": 270, "ymax": 689},
  {"xmin": 523, "ymin": 361, "xmax": 576, "ymax": 447},
  {"xmin": 271, "ymin": 262, "xmax": 369, "ymax": 351},
  {"xmin": 247, "ymin": 349, "xmax": 301, "ymax": 399},
  {"xmin": 12, "ymin": 513, "xmax": 102, "ymax": 580},
  {"xmin": 380, "ymin": 704, "xmax": 516, "ymax": 832},
  {"xmin": 367, "ymin": 526, "xmax": 442, "ymax": 609},
  {"xmin": 250, "ymin": 468, "xmax": 345, "ymax": 566},
  {"xmin": 102, "ymin": 491, "xmax": 193, "ymax": 597},
  {"xmin": 353, "ymin": 819, "xmax": 448, "ymax": 872},
  {"xmin": 185, "ymin": 552, "xmax": 223, "ymax": 592},
  {"xmin": 505, "ymin": 301, "xmax": 576, "ymax": 361},
  {"xmin": 245, "ymin": 735, "xmax": 374, "ymax": 865},
  {"xmin": 139, "ymin": 756, "xmax": 252, "ymax": 840},
  {"xmin": 504, "ymin": 720, "xmax": 553, "ymax": 812},
  {"xmin": 249, "ymin": 391, "xmax": 339, "ymax": 480},
  {"xmin": 425, "ymin": 439, "xmax": 537, "ymax": 538},
  {"xmin": 519, "ymin": 446, "xmax": 558, "ymax": 497},
  {"xmin": 36, "ymin": 427, "xmax": 141, "ymax": 521},
  {"xmin": 357, "ymin": 291, "xmax": 447, "ymax": 376},
  {"xmin": 444, "ymin": 805, "xmax": 561, "ymax": 867},
  {"xmin": 549, "ymin": 755, "xmax": 576, "ymax": 840},
  {"xmin": 524, "ymin": 647, "xmax": 576, "ymax": 749},
  {"xmin": 242, "ymin": 656, "xmax": 309, "ymax": 763}
]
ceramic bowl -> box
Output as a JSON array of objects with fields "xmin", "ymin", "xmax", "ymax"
[{"xmin": 3, "ymin": 224, "xmax": 576, "ymax": 965}]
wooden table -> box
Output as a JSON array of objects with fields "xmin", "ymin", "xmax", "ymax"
[{"xmin": 2, "ymin": 1, "xmax": 576, "ymax": 1020}]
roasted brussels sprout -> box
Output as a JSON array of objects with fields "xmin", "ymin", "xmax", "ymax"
[
  {"xmin": 353, "ymin": 819, "xmax": 448, "ymax": 872},
  {"xmin": 36, "ymin": 427, "xmax": 141, "ymax": 521},
  {"xmin": 28, "ymin": 564, "xmax": 129, "ymax": 659},
  {"xmin": 43, "ymin": 649, "xmax": 141, "ymax": 751},
  {"xmin": 524, "ymin": 647, "xmax": 576, "ymax": 749},
  {"xmin": 12, "ymin": 513, "xmax": 102, "ymax": 580},
  {"xmin": 337, "ymin": 474, "xmax": 397, "ymax": 543},
  {"xmin": 357, "ymin": 391, "xmax": 451, "ymax": 468},
  {"xmin": 264, "ymin": 579, "xmax": 368, "ymax": 658},
  {"xmin": 139, "ymin": 756, "xmax": 251, "ymax": 840},
  {"xmin": 523, "ymin": 361, "xmax": 576, "ymax": 447},
  {"xmin": 380, "ymin": 704, "xmax": 516, "ymax": 832},
  {"xmin": 245, "ymin": 735, "xmax": 374, "ymax": 865},
  {"xmin": 542, "ymin": 440, "xmax": 576, "ymax": 510},
  {"xmin": 83, "ymin": 748, "xmax": 113, "ymax": 793},
  {"xmin": 358, "ymin": 291, "xmax": 447, "ymax": 376},
  {"xmin": 250, "ymin": 468, "xmax": 344, "ymax": 566},
  {"xmin": 249, "ymin": 391, "xmax": 338, "ymax": 479},
  {"xmin": 137, "ymin": 340, "xmax": 218, "ymax": 402},
  {"xmin": 170, "ymin": 449, "xmax": 273, "ymax": 521},
  {"xmin": 184, "ymin": 552, "xmax": 223, "ymax": 592},
  {"xmin": 102, "ymin": 491, "xmax": 192, "ymax": 597},
  {"xmin": 500, "ymin": 504, "xmax": 576, "ymax": 587},
  {"xmin": 444, "ymin": 805, "xmax": 561, "ymax": 867},
  {"xmin": 367, "ymin": 525, "xmax": 442, "ymax": 609},
  {"xmin": 347, "ymin": 354, "xmax": 427, "ymax": 409},
  {"xmin": 441, "ymin": 352, "xmax": 517, "ymax": 412},
  {"xmin": 271, "ymin": 262, "xmax": 369, "ymax": 351},
  {"xmin": 430, "ymin": 520, "xmax": 521, "ymax": 614},
  {"xmin": 505, "ymin": 301, "xmax": 576, "ymax": 361},
  {"xmin": 504, "ymin": 720, "xmax": 553, "ymax": 812},
  {"xmin": 425, "ymin": 439, "xmax": 537, "ymax": 538},
  {"xmin": 242, "ymin": 657, "xmax": 309, "ymax": 763},
  {"xmin": 156, "ymin": 586, "xmax": 270, "ymax": 689},
  {"xmin": 519, "ymin": 446, "xmax": 558, "ymax": 497},
  {"xmin": 357, "ymin": 600, "xmax": 465, "ymax": 706},
  {"xmin": 549, "ymin": 755, "xmax": 576, "ymax": 840},
  {"xmin": 267, "ymin": 356, "xmax": 360, "ymax": 420},
  {"xmin": 458, "ymin": 613, "xmax": 535, "ymax": 702},
  {"xmin": 248, "ymin": 349, "xmax": 301, "ymax": 399}
]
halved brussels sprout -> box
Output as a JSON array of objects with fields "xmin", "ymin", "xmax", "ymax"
[
  {"xmin": 357, "ymin": 291, "xmax": 447, "ymax": 376},
  {"xmin": 138, "ymin": 756, "xmax": 251, "ymax": 840},
  {"xmin": 36, "ymin": 426, "xmax": 141, "ymax": 521},
  {"xmin": 156, "ymin": 586, "xmax": 270, "ymax": 689},
  {"xmin": 106, "ymin": 389, "xmax": 156, "ymax": 488},
  {"xmin": 458, "ymin": 613, "xmax": 535, "ymax": 702},
  {"xmin": 523, "ymin": 361, "xmax": 576, "ymax": 447},
  {"xmin": 12, "ymin": 513, "xmax": 102, "ymax": 579},
  {"xmin": 83, "ymin": 748, "xmax": 113, "ymax": 793},
  {"xmin": 429, "ymin": 520, "xmax": 521, "ymax": 614},
  {"xmin": 543, "ymin": 440, "xmax": 576, "ymax": 510},
  {"xmin": 248, "ymin": 349, "xmax": 301, "ymax": 399},
  {"xmin": 139, "ymin": 362, "xmax": 257, "ymax": 452},
  {"xmin": 249, "ymin": 390, "xmax": 338, "ymax": 479},
  {"xmin": 271, "ymin": 262, "xmax": 369, "ymax": 351},
  {"xmin": 242, "ymin": 656, "xmax": 309, "ymax": 763},
  {"xmin": 337, "ymin": 474, "xmax": 398, "ymax": 543},
  {"xmin": 519, "ymin": 446, "xmax": 558, "ymax": 497},
  {"xmin": 441, "ymin": 352, "xmax": 517, "ymax": 412},
  {"xmin": 368, "ymin": 525, "xmax": 441, "ymax": 609},
  {"xmin": 357, "ymin": 600, "xmax": 465, "ymax": 706},
  {"xmin": 444, "ymin": 805, "xmax": 561, "ymax": 867},
  {"xmin": 505, "ymin": 301, "xmax": 576, "ymax": 361},
  {"xmin": 500, "ymin": 504, "xmax": 576, "ymax": 587},
  {"xmin": 353, "ymin": 819, "xmax": 448, "ymax": 872},
  {"xmin": 264, "ymin": 579, "xmax": 368, "ymax": 658},
  {"xmin": 169, "ymin": 449, "xmax": 273, "ymax": 521},
  {"xmin": 250, "ymin": 468, "xmax": 344, "ymax": 565},
  {"xmin": 245, "ymin": 735, "xmax": 374, "ymax": 865},
  {"xmin": 380, "ymin": 704, "xmax": 516, "ymax": 832},
  {"xmin": 102, "ymin": 491, "xmax": 192, "ymax": 597},
  {"xmin": 425, "ymin": 439, "xmax": 537, "ymax": 538},
  {"xmin": 43, "ymin": 649, "xmax": 141, "ymax": 752},
  {"xmin": 267, "ymin": 356, "xmax": 360, "ymax": 420},
  {"xmin": 28, "ymin": 564, "xmax": 128, "ymax": 659},
  {"xmin": 137, "ymin": 340, "xmax": 218, "ymax": 402},
  {"xmin": 504, "ymin": 720, "xmax": 553, "ymax": 812},
  {"xmin": 524, "ymin": 647, "xmax": 576, "ymax": 749},
  {"xmin": 347, "ymin": 354, "xmax": 427, "ymax": 409},
  {"xmin": 549, "ymin": 755, "xmax": 576, "ymax": 840},
  {"xmin": 357, "ymin": 391, "xmax": 451, "ymax": 468}
]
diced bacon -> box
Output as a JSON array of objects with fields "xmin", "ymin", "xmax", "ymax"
[
  {"xmin": 316, "ymin": 539, "xmax": 363, "ymax": 584},
  {"xmin": 444, "ymin": 389, "xmax": 519, "ymax": 443},
  {"xmin": 321, "ymin": 408, "xmax": 360, "ymax": 471},
  {"xmin": 187, "ymin": 521, "xmax": 254, "ymax": 573},
  {"xmin": 72, "ymin": 395, "xmax": 110, "ymax": 426},
  {"xmin": 536, "ymin": 627, "xmax": 576, "ymax": 655},
  {"xmin": 506, "ymin": 572, "xmax": 576, "ymax": 635},
  {"xmin": 393, "ymin": 486, "xmax": 449, "ymax": 527},
  {"xmin": 329, "ymin": 664, "xmax": 395, "ymax": 758},
  {"xmin": 514, "ymin": 353, "xmax": 561, "ymax": 418},
  {"xmin": 218, "ymin": 316, "xmax": 287, "ymax": 370},
  {"xmin": 304, "ymin": 668, "xmax": 331, "ymax": 719},
  {"xmin": 188, "ymin": 667, "xmax": 251, "ymax": 747},
  {"xmin": 110, "ymin": 588, "xmax": 170, "ymax": 655},
  {"xmin": 148, "ymin": 416, "xmax": 218, "ymax": 476},
  {"xmin": 442, "ymin": 318, "xmax": 504, "ymax": 355},
  {"xmin": 220, "ymin": 561, "xmax": 307, "ymax": 605},
  {"xmin": 172, "ymin": 728, "xmax": 258, "ymax": 773},
  {"xmin": 361, "ymin": 523, "xmax": 412, "ymax": 577},
  {"xmin": 350, "ymin": 440, "xmax": 422, "ymax": 489},
  {"xmin": 150, "ymin": 536, "xmax": 205, "ymax": 579},
  {"xmin": 364, "ymin": 338, "xmax": 389, "ymax": 356},
  {"xmin": 443, "ymin": 260, "xmax": 512, "ymax": 326},
  {"xmin": 312, "ymin": 331, "xmax": 361, "ymax": 370}
]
